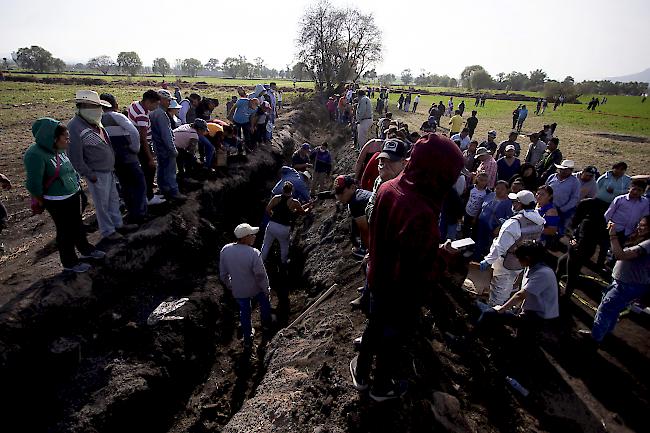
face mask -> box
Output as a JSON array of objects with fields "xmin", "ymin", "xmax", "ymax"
[{"xmin": 79, "ymin": 107, "xmax": 103, "ymax": 126}]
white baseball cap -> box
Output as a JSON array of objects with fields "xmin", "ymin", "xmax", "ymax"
[
  {"xmin": 508, "ymin": 190, "xmax": 536, "ymax": 205},
  {"xmin": 234, "ymin": 223, "xmax": 259, "ymax": 239}
]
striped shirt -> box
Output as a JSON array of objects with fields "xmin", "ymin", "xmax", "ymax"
[{"xmin": 127, "ymin": 101, "xmax": 151, "ymax": 142}]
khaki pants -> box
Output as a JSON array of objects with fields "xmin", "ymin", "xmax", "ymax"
[
  {"xmin": 357, "ymin": 118, "xmax": 373, "ymax": 151},
  {"xmin": 488, "ymin": 256, "xmax": 521, "ymax": 306}
]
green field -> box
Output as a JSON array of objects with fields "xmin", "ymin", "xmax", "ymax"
[
  {"xmin": 6, "ymin": 72, "xmax": 312, "ymax": 89},
  {"xmin": 0, "ymin": 81, "xmax": 305, "ymax": 126},
  {"xmin": 383, "ymin": 92, "xmax": 650, "ymax": 137}
]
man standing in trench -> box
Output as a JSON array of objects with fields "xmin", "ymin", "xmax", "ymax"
[
  {"xmin": 220, "ymin": 223, "xmax": 273, "ymax": 350},
  {"xmin": 349, "ymin": 133, "xmax": 464, "ymax": 401},
  {"xmin": 355, "ymin": 89, "xmax": 373, "ymax": 152}
]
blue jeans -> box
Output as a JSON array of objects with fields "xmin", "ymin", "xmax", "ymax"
[
  {"xmin": 557, "ymin": 207, "xmax": 576, "ymax": 235},
  {"xmin": 156, "ymin": 151, "xmax": 179, "ymax": 197},
  {"xmin": 237, "ymin": 292, "xmax": 272, "ymax": 343},
  {"xmin": 198, "ymin": 135, "xmax": 215, "ymax": 168},
  {"xmin": 592, "ymin": 280, "xmax": 649, "ymax": 342}
]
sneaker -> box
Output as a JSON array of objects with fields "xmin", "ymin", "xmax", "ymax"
[
  {"xmin": 103, "ymin": 232, "xmax": 123, "ymax": 241},
  {"xmin": 351, "ymin": 247, "xmax": 366, "ymax": 260},
  {"xmin": 353, "ymin": 336, "xmax": 363, "ymax": 350},
  {"xmin": 349, "ymin": 355, "xmax": 368, "ymax": 391},
  {"xmin": 369, "ymin": 380, "xmax": 407, "ymax": 402},
  {"xmin": 78, "ymin": 249, "xmax": 106, "ymax": 260},
  {"xmin": 147, "ymin": 195, "xmax": 166, "ymax": 206},
  {"xmin": 63, "ymin": 262, "xmax": 92, "ymax": 273},
  {"xmin": 117, "ymin": 223, "xmax": 139, "ymax": 234},
  {"xmin": 350, "ymin": 294, "xmax": 365, "ymax": 310}
]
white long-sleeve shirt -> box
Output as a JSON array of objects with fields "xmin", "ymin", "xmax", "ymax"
[{"xmin": 484, "ymin": 210, "xmax": 545, "ymax": 264}]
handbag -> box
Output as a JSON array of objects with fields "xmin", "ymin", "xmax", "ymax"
[{"xmin": 31, "ymin": 153, "xmax": 61, "ymax": 215}]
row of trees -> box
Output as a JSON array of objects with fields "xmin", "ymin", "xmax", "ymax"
[
  {"xmin": 9, "ymin": 46, "xmax": 297, "ymax": 79},
  {"xmin": 376, "ymin": 64, "xmax": 647, "ymax": 97}
]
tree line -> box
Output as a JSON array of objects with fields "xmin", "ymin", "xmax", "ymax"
[
  {"xmin": 388, "ymin": 65, "xmax": 648, "ymax": 97},
  {"xmin": 6, "ymin": 46, "xmax": 300, "ymax": 80}
]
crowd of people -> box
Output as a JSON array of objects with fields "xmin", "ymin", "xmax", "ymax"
[
  {"xmin": 317, "ymin": 84, "xmax": 649, "ymax": 401},
  {"xmin": 13, "ymin": 83, "xmax": 282, "ymax": 273},
  {"xmin": 1, "ymin": 79, "xmax": 648, "ymax": 404}
]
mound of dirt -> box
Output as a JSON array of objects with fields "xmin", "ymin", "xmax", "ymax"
[
  {"xmin": 0, "ymin": 123, "xmax": 287, "ymax": 432},
  {"xmin": 221, "ymin": 123, "xmax": 647, "ymax": 432}
]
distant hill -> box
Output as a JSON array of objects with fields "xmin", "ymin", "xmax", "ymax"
[{"xmin": 605, "ymin": 68, "xmax": 650, "ymax": 83}]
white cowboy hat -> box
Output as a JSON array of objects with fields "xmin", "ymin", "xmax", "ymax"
[
  {"xmin": 75, "ymin": 90, "xmax": 112, "ymax": 107},
  {"xmin": 555, "ymin": 159, "xmax": 576, "ymax": 170}
]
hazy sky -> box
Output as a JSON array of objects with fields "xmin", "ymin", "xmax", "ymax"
[{"xmin": 1, "ymin": 0, "xmax": 648, "ymax": 81}]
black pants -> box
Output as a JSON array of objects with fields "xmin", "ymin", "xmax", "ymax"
[
  {"xmin": 356, "ymin": 296, "xmax": 417, "ymax": 389},
  {"xmin": 512, "ymin": 117, "xmax": 517, "ymax": 129},
  {"xmin": 45, "ymin": 192, "xmax": 94, "ymax": 268},
  {"xmin": 115, "ymin": 161, "xmax": 147, "ymax": 223},
  {"xmin": 0, "ymin": 200, "xmax": 7, "ymax": 232},
  {"xmin": 234, "ymin": 122, "xmax": 252, "ymax": 149},
  {"xmin": 138, "ymin": 152, "xmax": 156, "ymax": 200},
  {"xmin": 176, "ymin": 149, "xmax": 198, "ymax": 176}
]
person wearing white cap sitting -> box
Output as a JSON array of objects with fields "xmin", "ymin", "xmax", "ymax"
[
  {"xmin": 150, "ymin": 89, "xmax": 185, "ymax": 201},
  {"xmin": 219, "ymin": 223, "xmax": 273, "ymax": 349},
  {"xmin": 479, "ymin": 190, "xmax": 545, "ymax": 306},
  {"xmin": 67, "ymin": 90, "xmax": 137, "ymax": 241},
  {"xmin": 545, "ymin": 160, "xmax": 581, "ymax": 235}
]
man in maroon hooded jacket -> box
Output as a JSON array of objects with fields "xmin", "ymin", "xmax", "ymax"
[{"xmin": 350, "ymin": 133, "xmax": 464, "ymax": 401}]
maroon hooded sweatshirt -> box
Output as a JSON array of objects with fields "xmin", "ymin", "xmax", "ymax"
[{"xmin": 367, "ymin": 133, "xmax": 464, "ymax": 317}]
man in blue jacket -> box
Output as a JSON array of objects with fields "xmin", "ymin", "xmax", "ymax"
[{"xmin": 150, "ymin": 89, "xmax": 185, "ymax": 201}]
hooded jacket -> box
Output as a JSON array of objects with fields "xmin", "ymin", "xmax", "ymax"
[
  {"xmin": 24, "ymin": 118, "xmax": 80, "ymax": 198},
  {"xmin": 367, "ymin": 133, "xmax": 464, "ymax": 315}
]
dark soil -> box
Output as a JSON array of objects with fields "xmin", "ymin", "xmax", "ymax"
[{"xmin": 0, "ymin": 101, "xmax": 648, "ymax": 433}]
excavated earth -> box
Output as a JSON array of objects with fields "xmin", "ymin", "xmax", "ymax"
[{"xmin": 1, "ymin": 101, "xmax": 649, "ymax": 433}]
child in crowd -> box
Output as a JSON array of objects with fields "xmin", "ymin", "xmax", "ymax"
[{"xmin": 464, "ymin": 172, "xmax": 489, "ymax": 238}]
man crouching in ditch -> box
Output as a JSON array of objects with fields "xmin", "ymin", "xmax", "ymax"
[{"xmin": 349, "ymin": 133, "xmax": 464, "ymax": 401}]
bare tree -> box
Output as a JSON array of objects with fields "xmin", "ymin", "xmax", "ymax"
[{"xmin": 296, "ymin": 0, "xmax": 382, "ymax": 92}]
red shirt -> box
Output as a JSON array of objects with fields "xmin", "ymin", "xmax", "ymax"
[
  {"xmin": 360, "ymin": 152, "xmax": 380, "ymax": 191},
  {"xmin": 367, "ymin": 134, "xmax": 463, "ymax": 317}
]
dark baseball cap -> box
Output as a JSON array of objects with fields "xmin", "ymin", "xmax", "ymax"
[
  {"xmin": 193, "ymin": 118, "xmax": 208, "ymax": 131},
  {"xmin": 582, "ymin": 165, "xmax": 598, "ymax": 175},
  {"xmin": 378, "ymin": 139, "xmax": 407, "ymax": 161},
  {"xmin": 333, "ymin": 175, "xmax": 356, "ymax": 194}
]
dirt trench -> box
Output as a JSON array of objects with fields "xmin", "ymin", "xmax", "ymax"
[
  {"xmin": 0, "ymin": 120, "xmax": 295, "ymax": 431},
  {"xmin": 219, "ymin": 112, "xmax": 648, "ymax": 432}
]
